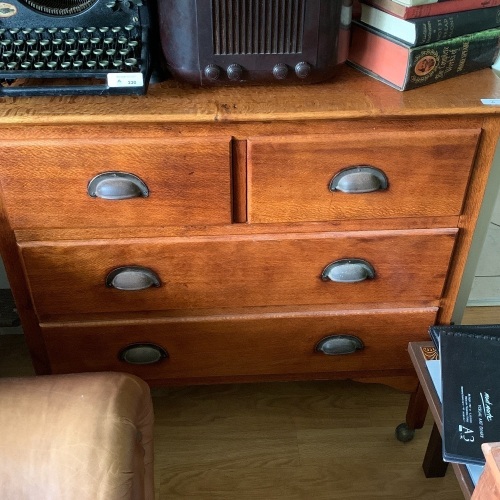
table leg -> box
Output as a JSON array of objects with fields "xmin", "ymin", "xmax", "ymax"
[
  {"xmin": 422, "ymin": 422, "xmax": 448, "ymax": 477},
  {"xmin": 396, "ymin": 383, "xmax": 429, "ymax": 442},
  {"xmin": 406, "ymin": 382, "xmax": 428, "ymax": 429}
]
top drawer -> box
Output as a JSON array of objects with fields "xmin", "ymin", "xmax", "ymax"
[
  {"xmin": 247, "ymin": 129, "xmax": 480, "ymax": 223},
  {"xmin": 0, "ymin": 136, "xmax": 232, "ymax": 229}
]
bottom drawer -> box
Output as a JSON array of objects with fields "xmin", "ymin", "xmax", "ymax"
[{"xmin": 41, "ymin": 307, "xmax": 437, "ymax": 383}]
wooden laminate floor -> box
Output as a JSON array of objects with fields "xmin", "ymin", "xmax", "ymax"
[{"xmin": 1, "ymin": 307, "xmax": 499, "ymax": 499}]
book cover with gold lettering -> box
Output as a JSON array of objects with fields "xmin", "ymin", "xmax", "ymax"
[{"xmin": 348, "ymin": 22, "xmax": 500, "ymax": 90}]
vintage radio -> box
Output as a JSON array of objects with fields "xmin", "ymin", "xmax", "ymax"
[
  {"xmin": 157, "ymin": 0, "xmax": 352, "ymax": 85},
  {"xmin": 0, "ymin": 0, "xmax": 151, "ymax": 96}
]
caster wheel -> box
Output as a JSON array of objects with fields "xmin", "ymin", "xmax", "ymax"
[{"xmin": 395, "ymin": 423, "xmax": 415, "ymax": 442}]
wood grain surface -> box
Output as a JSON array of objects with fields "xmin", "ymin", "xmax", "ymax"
[
  {"xmin": 0, "ymin": 136, "xmax": 232, "ymax": 229},
  {"xmin": 248, "ymin": 129, "xmax": 480, "ymax": 223},
  {"xmin": 18, "ymin": 228, "xmax": 456, "ymax": 318},
  {"xmin": 40, "ymin": 307, "xmax": 437, "ymax": 383},
  {"xmin": 0, "ymin": 65, "xmax": 498, "ymax": 126}
]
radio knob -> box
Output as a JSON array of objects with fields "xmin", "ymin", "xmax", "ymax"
[
  {"xmin": 272, "ymin": 63, "xmax": 288, "ymax": 80},
  {"xmin": 226, "ymin": 64, "xmax": 243, "ymax": 81},
  {"xmin": 295, "ymin": 61, "xmax": 312, "ymax": 79},
  {"xmin": 204, "ymin": 64, "xmax": 221, "ymax": 81}
]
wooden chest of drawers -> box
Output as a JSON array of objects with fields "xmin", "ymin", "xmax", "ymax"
[{"xmin": 1, "ymin": 66, "xmax": 499, "ymax": 391}]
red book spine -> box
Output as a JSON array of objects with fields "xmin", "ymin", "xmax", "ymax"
[{"xmin": 362, "ymin": 0, "xmax": 500, "ymax": 19}]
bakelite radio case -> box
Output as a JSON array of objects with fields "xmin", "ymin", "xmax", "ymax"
[{"xmin": 157, "ymin": 0, "xmax": 352, "ymax": 85}]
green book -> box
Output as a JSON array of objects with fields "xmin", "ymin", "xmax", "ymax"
[{"xmin": 348, "ymin": 22, "xmax": 500, "ymax": 91}]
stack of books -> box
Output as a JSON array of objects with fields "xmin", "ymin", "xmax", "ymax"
[{"xmin": 347, "ymin": 0, "xmax": 500, "ymax": 90}]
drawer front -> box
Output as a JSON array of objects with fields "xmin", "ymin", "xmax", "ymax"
[
  {"xmin": 248, "ymin": 129, "xmax": 480, "ymax": 223},
  {"xmin": 20, "ymin": 228, "xmax": 456, "ymax": 318},
  {"xmin": 41, "ymin": 308, "xmax": 437, "ymax": 381},
  {"xmin": 0, "ymin": 137, "xmax": 232, "ymax": 228}
]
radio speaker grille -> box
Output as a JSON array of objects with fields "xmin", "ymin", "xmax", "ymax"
[{"xmin": 212, "ymin": 0, "xmax": 305, "ymax": 55}]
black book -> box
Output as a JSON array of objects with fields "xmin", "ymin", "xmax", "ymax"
[
  {"xmin": 432, "ymin": 325, "xmax": 500, "ymax": 465},
  {"xmin": 360, "ymin": 4, "xmax": 500, "ymax": 47},
  {"xmin": 429, "ymin": 324, "xmax": 500, "ymax": 350}
]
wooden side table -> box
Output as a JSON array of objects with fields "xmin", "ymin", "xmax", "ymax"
[{"xmin": 406, "ymin": 341, "xmax": 475, "ymax": 499}]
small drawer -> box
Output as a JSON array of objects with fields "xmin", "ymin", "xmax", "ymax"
[
  {"xmin": 0, "ymin": 136, "xmax": 232, "ymax": 228},
  {"xmin": 41, "ymin": 307, "xmax": 438, "ymax": 382},
  {"xmin": 19, "ymin": 228, "xmax": 456, "ymax": 319},
  {"xmin": 247, "ymin": 129, "xmax": 480, "ymax": 223}
]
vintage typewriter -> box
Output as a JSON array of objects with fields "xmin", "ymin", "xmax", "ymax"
[{"xmin": 0, "ymin": 0, "xmax": 151, "ymax": 96}]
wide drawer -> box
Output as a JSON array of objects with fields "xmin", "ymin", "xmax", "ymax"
[
  {"xmin": 41, "ymin": 307, "xmax": 438, "ymax": 382},
  {"xmin": 247, "ymin": 129, "xmax": 480, "ymax": 223},
  {"xmin": 19, "ymin": 228, "xmax": 457, "ymax": 319},
  {"xmin": 0, "ymin": 136, "xmax": 232, "ymax": 228}
]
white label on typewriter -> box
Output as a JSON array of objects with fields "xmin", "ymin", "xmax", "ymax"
[
  {"xmin": 0, "ymin": 3, "xmax": 17, "ymax": 17},
  {"xmin": 481, "ymin": 99, "xmax": 500, "ymax": 106},
  {"xmin": 107, "ymin": 73, "xmax": 144, "ymax": 88}
]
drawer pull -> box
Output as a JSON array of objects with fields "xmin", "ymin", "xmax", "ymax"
[
  {"xmin": 119, "ymin": 343, "xmax": 168, "ymax": 365},
  {"xmin": 321, "ymin": 259, "xmax": 375, "ymax": 283},
  {"xmin": 316, "ymin": 335, "xmax": 364, "ymax": 355},
  {"xmin": 106, "ymin": 266, "xmax": 161, "ymax": 290},
  {"xmin": 88, "ymin": 172, "xmax": 149, "ymax": 200},
  {"xmin": 329, "ymin": 166, "xmax": 388, "ymax": 194}
]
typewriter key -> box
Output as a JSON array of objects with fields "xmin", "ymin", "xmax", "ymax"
[{"xmin": 124, "ymin": 58, "xmax": 137, "ymax": 68}]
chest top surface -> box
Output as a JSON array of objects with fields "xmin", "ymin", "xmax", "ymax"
[{"xmin": 0, "ymin": 66, "xmax": 499, "ymax": 127}]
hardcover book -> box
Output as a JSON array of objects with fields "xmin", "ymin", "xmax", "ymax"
[
  {"xmin": 347, "ymin": 22, "xmax": 500, "ymax": 90},
  {"xmin": 437, "ymin": 326, "xmax": 500, "ymax": 465},
  {"xmin": 360, "ymin": 4, "xmax": 500, "ymax": 46},
  {"xmin": 429, "ymin": 324, "xmax": 500, "ymax": 350},
  {"xmin": 362, "ymin": 0, "xmax": 500, "ymax": 20},
  {"xmin": 392, "ymin": 0, "xmax": 438, "ymax": 6}
]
